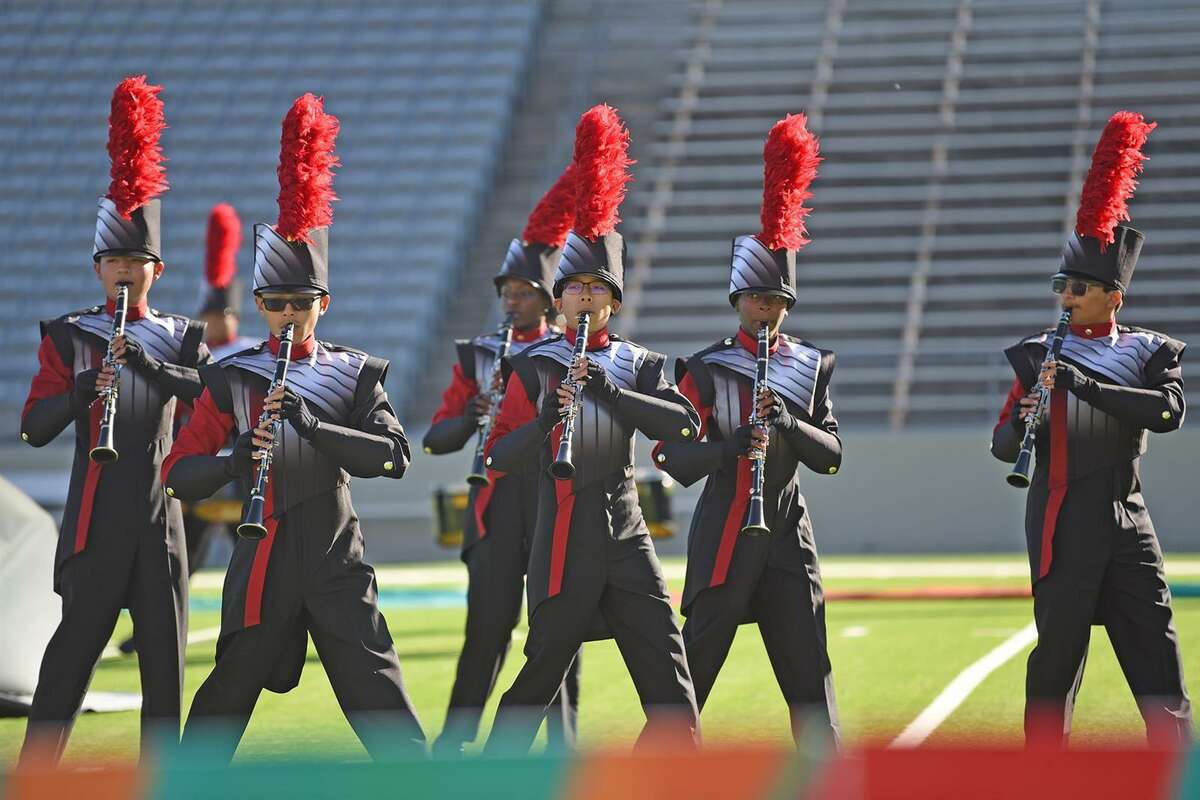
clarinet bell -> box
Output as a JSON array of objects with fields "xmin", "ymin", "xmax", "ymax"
[
  {"xmin": 740, "ymin": 497, "xmax": 770, "ymax": 536},
  {"xmin": 466, "ymin": 454, "xmax": 491, "ymax": 488},
  {"xmin": 549, "ymin": 437, "xmax": 576, "ymax": 480},
  {"xmin": 237, "ymin": 495, "xmax": 269, "ymax": 540},
  {"xmin": 1006, "ymin": 450, "xmax": 1033, "ymax": 489},
  {"xmin": 89, "ymin": 428, "xmax": 118, "ymax": 464}
]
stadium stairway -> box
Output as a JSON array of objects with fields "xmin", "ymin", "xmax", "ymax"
[{"xmin": 408, "ymin": 0, "xmax": 699, "ymax": 427}]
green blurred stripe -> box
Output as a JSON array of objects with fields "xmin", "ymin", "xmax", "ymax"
[{"xmin": 151, "ymin": 754, "xmax": 574, "ymax": 800}]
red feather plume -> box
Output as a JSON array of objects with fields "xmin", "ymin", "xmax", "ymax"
[
  {"xmin": 106, "ymin": 75, "xmax": 168, "ymax": 219},
  {"xmin": 570, "ymin": 105, "xmax": 633, "ymax": 240},
  {"xmin": 205, "ymin": 203, "xmax": 241, "ymax": 289},
  {"xmin": 276, "ymin": 94, "xmax": 340, "ymax": 243},
  {"xmin": 523, "ymin": 164, "xmax": 576, "ymax": 248},
  {"xmin": 1075, "ymin": 110, "xmax": 1156, "ymax": 249},
  {"xmin": 758, "ymin": 113, "xmax": 821, "ymax": 251}
]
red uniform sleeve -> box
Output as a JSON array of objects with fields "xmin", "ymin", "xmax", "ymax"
[
  {"xmin": 162, "ymin": 388, "xmax": 236, "ymax": 482},
  {"xmin": 22, "ymin": 335, "xmax": 74, "ymax": 422},
  {"xmin": 430, "ymin": 362, "xmax": 480, "ymax": 424},
  {"xmin": 994, "ymin": 377, "xmax": 1025, "ymax": 434},
  {"xmin": 482, "ymin": 371, "xmax": 537, "ymax": 462},
  {"xmin": 652, "ymin": 372, "xmax": 712, "ymax": 466}
]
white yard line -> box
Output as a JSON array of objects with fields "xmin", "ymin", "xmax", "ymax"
[
  {"xmin": 100, "ymin": 625, "xmax": 223, "ymax": 661},
  {"xmin": 890, "ymin": 621, "xmax": 1038, "ymax": 748},
  {"xmin": 189, "ymin": 558, "xmax": 1200, "ymax": 591}
]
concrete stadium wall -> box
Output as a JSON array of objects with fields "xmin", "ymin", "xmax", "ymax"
[{"xmin": 3, "ymin": 426, "xmax": 1196, "ymax": 565}]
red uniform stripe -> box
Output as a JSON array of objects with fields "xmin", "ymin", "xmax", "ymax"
[
  {"xmin": 547, "ymin": 423, "xmax": 575, "ymax": 598},
  {"xmin": 710, "ymin": 381, "xmax": 753, "ymax": 587},
  {"xmin": 243, "ymin": 474, "xmax": 277, "ymax": 628},
  {"xmin": 73, "ymin": 401, "xmax": 104, "ymax": 553},
  {"xmin": 1038, "ymin": 388, "xmax": 1069, "ymax": 579},
  {"xmin": 472, "ymin": 469, "xmax": 500, "ymax": 539}
]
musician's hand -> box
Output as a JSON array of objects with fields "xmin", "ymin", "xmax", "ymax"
[
  {"xmin": 73, "ymin": 367, "xmax": 102, "ymax": 408},
  {"xmin": 1042, "ymin": 359, "xmax": 1096, "ymax": 396},
  {"xmin": 1015, "ymin": 392, "xmax": 1040, "ymax": 427},
  {"xmin": 277, "ymin": 387, "xmax": 320, "ymax": 440},
  {"xmin": 538, "ymin": 386, "xmax": 568, "ymax": 432},
  {"xmin": 225, "ymin": 430, "xmax": 258, "ymax": 477},
  {"xmin": 251, "ymin": 419, "xmax": 276, "ymax": 455},
  {"xmin": 570, "ymin": 359, "xmax": 589, "ymax": 383},
  {"xmin": 488, "ymin": 369, "xmax": 505, "ymax": 396},
  {"xmin": 467, "ymin": 394, "xmax": 491, "ymax": 420},
  {"xmin": 758, "ymin": 389, "xmax": 795, "ymax": 431},
  {"xmin": 725, "ymin": 424, "xmax": 767, "ymax": 459},
  {"xmin": 583, "ymin": 360, "xmax": 620, "ymax": 405},
  {"xmin": 114, "ymin": 335, "xmax": 160, "ymax": 375},
  {"xmin": 94, "ymin": 364, "xmax": 119, "ymax": 394}
]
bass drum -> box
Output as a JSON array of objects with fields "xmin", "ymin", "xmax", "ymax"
[
  {"xmin": 432, "ymin": 471, "xmax": 675, "ymax": 548},
  {"xmin": 636, "ymin": 470, "xmax": 675, "ymax": 540},
  {"xmin": 432, "ymin": 486, "xmax": 470, "ymax": 549}
]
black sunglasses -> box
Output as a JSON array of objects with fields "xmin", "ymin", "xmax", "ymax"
[
  {"xmin": 1051, "ymin": 277, "xmax": 1108, "ymax": 297},
  {"xmin": 260, "ymin": 296, "xmax": 317, "ymax": 312}
]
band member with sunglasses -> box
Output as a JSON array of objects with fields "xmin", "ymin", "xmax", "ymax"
[
  {"xmin": 653, "ymin": 115, "xmax": 841, "ymax": 747},
  {"xmin": 163, "ymin": 96, "xmax": 425, "ymax": 761},
  {"xmin": 481, "ymin": 106, "xmax": 701, "ymax": 755},
  {"xmin": 991, "ymin": 112, "xmax": 1191, "ymax": 747},
  {"xmin": 424, "ymin": 167, "xmax": 580, "ymax": 757},
  {"xmin": 19, "ymin": 77, "xmax": 209, "ymax": 765}
]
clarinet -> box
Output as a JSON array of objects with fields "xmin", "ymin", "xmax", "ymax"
[
  {"xmin": 238, "ymin": 322, "xmax": 295, "ymax": 539},
  {"xmin": 467, "ymin": 315, "xmax": 514, "ymax": 487},
  {"xmin": 741, "ymin": 322, "xmax": 771, "ymax": 535},
  {"xmin": 549, "ymin": 312, "xmax": 591, "ymax": 480},
  {"xmin": 89, "ymin": 283, "xmax": 129, "ymax": 464},
  {"xmin": 1007, "ymin": 309, "xmax": 1072, "ymax": 489}
]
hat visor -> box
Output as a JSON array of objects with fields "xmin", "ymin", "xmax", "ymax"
[
  {"xmin": 729, "ymin": 288, "xmax": 796, "ymax": 308},
  {"xmin": 93, "ymin": 248, "xmax": 161, "ymax": 263},
  {"xmin": 254, "ymin": 286, "xmax": 327, "ymax": 297}
]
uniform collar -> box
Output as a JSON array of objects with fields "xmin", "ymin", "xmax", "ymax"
[
  {"xmin": 565, "ymin": 325, "xmax": 610, "ymax": 350},
  {"xmin": 736, "ymin": 326, "xmax": 781, "ymax": 355},
  {"xmin": 268, "ymin": 333, "xmax": 317, "ymax": 360},
  {"xmin": 1070, "ymin": 320, "xmax": 1115, "ymax": 339},
  {"xmin": 107, "ymin": 297, "xmax": 149, "ymax": 321},
  {"xmin": 512, "ymin": 321, "xmax": 548, "ymax": 343}
]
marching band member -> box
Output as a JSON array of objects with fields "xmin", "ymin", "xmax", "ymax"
[
  {"xmin": 164, "ymin": 95, "xmax": 425, "ymax": 761},
  {"xmin": 481, "ymin": 105, "xmax": 701, "ymax": 755},
  {"xmin": 424, "ymin": 166, "xmax": 579, "ymax": 756},
  {"xmin": 20, "ymin": 76, "xmax": 208, "ymax": 763},
  {"xmin": 653, "ymin": 115, "xmax": 842, "ymax": 746},
  {"xmin": 991, "ymin": 111, "xmax": 1191, "ymax": 747}
]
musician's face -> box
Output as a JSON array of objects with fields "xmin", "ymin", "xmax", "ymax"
[
  {"xmin": 498, "ymin": 278, "xmax": 551, "ymax": 330},
  {"xmin": 1055, "ymin": 278, "xmax": 1121, "ymax": 324},
  {"xmin": 254, "ymin": 291, "xmax": 329, "ymax": 341},
  {"xmin": 553, "ymin": 276, "xmax": 620, "ymax": 331},
  {"xmin": 94, "ymin": 255, "xmax": 163, "ymax": 303},
  {"xmin": 736, "ymin": 292, "xmax": 789, "ymax": 337}
]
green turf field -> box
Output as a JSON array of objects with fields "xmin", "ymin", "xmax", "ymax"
[{"xmin": 3, "ymin": 553, "xmax": 1199, "ymax": 764}]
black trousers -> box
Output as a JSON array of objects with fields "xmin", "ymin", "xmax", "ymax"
[
  {"xmin": 22, "ymin": 526, "xmax": 187, "ymax": 764},
  {"xmin": 182, "ymin": 615, "xmax": 426, "ymax": 762},
  {"xmin": 436, "ymin": 528, "xmax": 580, "ymax": 752},
  {"xmin": 1025, "ymin": 476, "xmax": 1191, "ymax": 746},
  {"xmin": 483, "ymin": 533, "xmax": 698, "ymax": 755},
  {"xmin": 682, "ymin": 536, "xmax": 839, "ymax": 746},
  {"xmin": 182, "ymin": 510, "xmax": 426, "ymax": 763}
]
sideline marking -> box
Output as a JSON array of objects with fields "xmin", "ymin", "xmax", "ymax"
[{"xmin": 890, "ymin": 621, "xmax": 1037, "ymax": 748}]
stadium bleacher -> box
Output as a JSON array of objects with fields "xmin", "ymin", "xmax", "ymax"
[
  {"xmin": 0, "ymin": 0, "xmax": 542, "ymax": 436},
  {"xmin": 619, "ymin": 0, "xmax": 1200, "ymax": 428}
]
